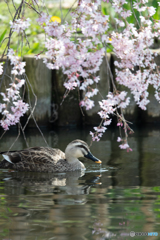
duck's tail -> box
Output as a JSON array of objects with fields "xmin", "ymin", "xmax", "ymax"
[{"xmin": 0, "ymin": 159, "xmax": 13, "ymax": 169}]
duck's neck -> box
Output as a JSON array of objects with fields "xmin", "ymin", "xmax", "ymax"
[{"xmin": 66, "ymin": 157, "xmax": 85, "ymax": 170}]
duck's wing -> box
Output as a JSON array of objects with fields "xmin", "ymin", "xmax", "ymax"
[{"xmin": 0, "ymin": 147, "xmax": 65, "ymax": 171}]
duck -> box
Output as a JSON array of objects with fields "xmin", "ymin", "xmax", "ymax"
[{"xmin": 0, "ymin": 139, "xmax": 102, "ymax": 172}]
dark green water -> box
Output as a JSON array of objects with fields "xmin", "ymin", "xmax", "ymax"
[{"xmin": 0, "ymin": 127, "xmax": 160, "ymax": 240}]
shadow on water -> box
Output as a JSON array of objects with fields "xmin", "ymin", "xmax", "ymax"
[
  {"xmin": 2, "ymin": 171, "xmax": 101, "ymax": 199},
  {"xmin": 0, "ymin": 126, "xmax": 160, "ymax": 239}
]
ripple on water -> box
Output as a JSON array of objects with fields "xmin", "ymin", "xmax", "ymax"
[{"xmin": 0, "ymin": 127, "xmax": 160, "ymax": 239}]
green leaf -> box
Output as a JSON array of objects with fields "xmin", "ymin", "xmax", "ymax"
[
  {"xmin": 7, "ymin": 207, "xmax": 12, "ymax": 213},
  {"xmin": 102, "ymin": 6, "xmax": 107, "ymax": 15},
  {"xmin": 0, "ymin": 29, "xmax": 7, "ymax": 43},
  {"xmin": 152, "ymin": 0, "xmax": 158, "ymax": 8},
  {"xmin": 27, "ymin": 42, "xmax": 40, "ymax": 54}
]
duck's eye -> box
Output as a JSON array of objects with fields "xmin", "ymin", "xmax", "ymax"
[
  {"xmin": 76, "ymin": 145, "xmax": 88, "ymax": 151},
  {"xmin": 76, "ymin": 145, "xmax": 89, "ymax": 156}
]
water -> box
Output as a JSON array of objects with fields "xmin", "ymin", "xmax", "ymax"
[{"xmin": 0, "ymin": 126, "xmax": 160, "ymax": 240}]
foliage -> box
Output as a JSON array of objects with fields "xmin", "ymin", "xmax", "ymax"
[{"xmin": 0, "ymin": 1, "xmax": 73, "ymax": 55}]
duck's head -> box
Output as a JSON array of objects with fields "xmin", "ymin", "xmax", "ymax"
[{"xmin": 65, "ymin": 140, "xmax": 102, "ymax": 164}]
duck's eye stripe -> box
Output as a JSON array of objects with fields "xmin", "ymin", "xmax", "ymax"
[{"xmin": 76, "ymin": 145, "xmax": 89, "ymax": 153}]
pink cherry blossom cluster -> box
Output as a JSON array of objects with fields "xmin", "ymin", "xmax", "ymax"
[
  {"xmin": 35, "ymin": 0, "xmax": 160, "ymax": 150},
  {"xmin": 90, "ymin": 91, "xmax": 130, "ymax": 141},
  {"xmin": 0, "ymin": 49, "xmax": 29, "ymax": 130},
  {"xmin": 36, "ymin": 0, "xmax": 109, "ymax": 110},
  {"xmin": 0, "ymin": 63, "xmax": 3, "ymax": 75},
  {"xmin": 117, "ymin": 137, "xmax": 132, "ymax": 152},
  {"xmin": 89, "ymin": 0, "xmax": 160, "ymax": 150},
  {"xmin": 10, "ymin": 18, "xmax": 30, "ymax": 34},
  {"xmin": 111, "ymin": 0, "xmax": 160, "ymax": 110},
  {"xmin": 0, "ymin": 78, "xmax": 29, "ymax": 130},
  {"xmin": 7, "ymin": 49, "xmax": 26, "ymax": 75}
]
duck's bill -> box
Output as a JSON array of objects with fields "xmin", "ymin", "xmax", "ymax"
[{"xmin": 85, "ymin": 152, "xmax": 102, "ymax": 164}]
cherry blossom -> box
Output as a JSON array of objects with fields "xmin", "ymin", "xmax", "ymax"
[
  {"xmin": 36, "ymin": 2, "xmax": 107, "ymax": 111},
  {"xmin": 119, "ymin": 143, "xmax": 128, "ymax": 149},
  {"xmin": 0, "ymin": 78, "xmax": 29, "ymax": 130},
  {"xmin": 119, "ymin": 143, "xmax": 132, "ymax": 151},
  {"xmin": 117, "ymin": 137, "xmax": 122, "ymax": 142},
  {"xmin": 147, "ymin": 6, "xmax": 156, "ymax": 16},
  {"xmin": 7, "ymin": 49, "xmax": 26, "ymax": 75},
  {"xmin": 0, "ymin": 63, "xmax": 3, "ymax": 75},
  {"xmin": 103, "ymin": 119, "xmax": 112, "ymax": 126},
  {"xmin": 10, "ymin": 18, "xmax": 30, "ymax": 33},
  {"xmin": 0, "ymin": 49, "xmax": 29, "ymax": 130},
  {"xmin": 94, "ymin": 126, "xmax": 107, "ymax": 133},
  {"xmin": 36, "ymin": 12, "xmax": 51, "ymax": 25},
  {"xmin": 30, "ymin": 0, "xmax": 160, "ymax": 150}
]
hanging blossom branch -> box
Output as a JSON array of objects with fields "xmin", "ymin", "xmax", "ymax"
[
  {"xmin": 0, "ymin": 0, "xmax": 50, "ymax": 150},
  {"xmin": 0, "ymin": 49, "xmax": 29, "ymax": 130},
  {"xmin": 35, "ymin": 0, "xmax": 133, "ymax": 150},
  {"xmin": 111, "ymin": 0, "xmax": 159, "ymax": 110},
  {"xmin": 35, "ymin": 0, "xmax": 160, "ymax": 151},
  {"xmin": 10, "ymin": 18, "xmax": 31, "ymax": 34},
  {"xmin": 36, "ymin": 3, "xmax": 109, "ymax": 110},
  {"xmin": 90, "ymin": 0, "xmax": 160, "ymax": 150},
  {"xmin": 0, "ymin": 0, "xmax": 25, "ymax": 89},
  {"xmin": 0, "ymin": 1, "xmax": 32, "ymax": 131}
]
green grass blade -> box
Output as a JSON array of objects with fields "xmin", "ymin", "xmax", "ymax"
[{"xmin": 0, "ymin": 29, "xmax": 7, "ymax": 44}]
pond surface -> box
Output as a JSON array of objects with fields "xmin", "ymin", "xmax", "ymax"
[{"xmin": 0, "ymin": 126, "xmax": 160, "ymax": 240}]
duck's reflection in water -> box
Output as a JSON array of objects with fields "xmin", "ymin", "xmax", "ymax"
[{"xmin": 2, "ymin": 170, "xmax": 101, "ymax": 204}]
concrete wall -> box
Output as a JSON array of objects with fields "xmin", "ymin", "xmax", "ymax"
[
  {"xmin": 83, "ymin": 54, "xmax": 111, "ymax": 125},
  {"xmin": 51, "ymin": 68, "xmax": 82, "ymax": 127},
  {"xmin": 24, "ymin": 55, "xmax": 52, "ymax": 127}
]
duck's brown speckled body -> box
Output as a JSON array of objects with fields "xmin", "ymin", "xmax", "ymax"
[{"xmin": 0, "ymin": 140, "xmax": 101, "ymax": 172}]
